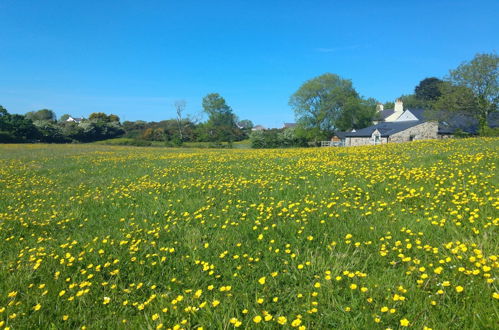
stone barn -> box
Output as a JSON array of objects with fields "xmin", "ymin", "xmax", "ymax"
[{"xmin": 343, "ymin": 121, "xmax": 438, "ymax": 147}]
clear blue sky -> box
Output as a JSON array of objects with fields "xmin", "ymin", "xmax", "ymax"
[{"xmin": 1, "ymin": 0, "xmax": 498, "ymax": 128}]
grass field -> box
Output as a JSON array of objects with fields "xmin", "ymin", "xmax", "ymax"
[{"xmin": 0, "ymin": 138, "xmax": 498, "ymax": 329}]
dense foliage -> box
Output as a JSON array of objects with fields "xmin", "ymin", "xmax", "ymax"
[
  {"xmin": 0, "ymin": 107, "xmax": 124, "ymax": 143},
  {"xmin": 399, "ymin": 53, "xmax": 498, "ymax": 133},
  {"xmin": 250, "ymin": 128, "xmax": 308, "ymax": 148},
  {"xmin": 289, "ymin": 73, "xmax": 373, "ymax": 144}
]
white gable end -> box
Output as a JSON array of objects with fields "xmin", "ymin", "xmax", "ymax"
[{"xmin": 396, "ymin": 110, "xmax": 419, "ymax": 122}]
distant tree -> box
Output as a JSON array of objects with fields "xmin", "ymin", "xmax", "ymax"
[
  {"xmin": 202, "ymin": 93, "xmax": 240, "ymax": 145},
  {"xmin": 202, "ymin": 93, "xmax": 232, "ymax": 117},
  {"xmin": 0, "ymin": 106, "xmax": 13, "ymax": 141},
  {"xmin": 431, "ymin": 84, "xmax": 478, "ymax": 117},
  {"xmin": 335, "ymin": 97, "xmax": 377, "ymax": 131},
  {"xmin": 108, "ymin": 114, "xmax": 120, "ymax": 123},
  {"xmin": 238, "ymin": 119, "xmax": 254, "ymax": 130},
  {"xmin": 447, "ymin": 53, "xmax": 498, "ymax": 131},
  {"xmin": 415, "ymin": 77, "xmax": 444, "ymax": 102},
  {"xmin": 59, "ymin": 121, "xmax": 84, "ymax": 142},
  {"xmin": 397, "ymin": 94, "xmax": 426, "ymax": 109},
  {"xmin": 250, "ymin": 129, "xmax": 280, "ymax": 148},
  {"xmin": 34, "ymin": 121, "xmax": 67, "ymax": 143},
  {"xmin": 237, "ymin": 119, "xmax": 253, "ymax": 139},
  {"xmin": 59, "ymin": 114, "xmax": 71, "ymax": 122},
  {"xmin": 6, "ymin": 115, "xmax": 39, "ymax": 142},
  {"xmin": 0, "ymin": 105, "xmax": 8, "ymax": 117},
  {"xmin": 289, "ymin": 73, "xmax": 358, "ymax": 144},
  {"xmin": 278, "ymin": 127, "xmax": 308, "ymax": 147},
  {"xmin": 174, "ymin": 100, "xmax": 186, "ymax": 142},
  {"xmin": 250, "ymin": 128, "xmax": 307, "ymax": 148},
  {"xmin": 77, "ymin": 114, "xmax": 124, "ymax": 142},
  {"xmin": 142, "ymin": 127, "xmax": 166, "ymax": 141},
  {"xmin": 89, "ymin": 112, "xmax": 111, "ymax": 122},
  {"xmin": 383, "ymin": 101, "xmax": 395, "ymax": 110},
  {"xmin": 25, "ymin": 109, "xmax": 57, "ymax": 122}
]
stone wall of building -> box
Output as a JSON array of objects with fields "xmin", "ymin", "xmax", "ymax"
[
  {"xmin": 388, "ymin": 121, "xmax": 438, "ymax": 143},
  {"xmin": 346, "ymin": 136, "xmax": 388, "ymax": 146},
  {"xmin": 345, "ymin": 122, "xmax": 438, "ymax": 146}
]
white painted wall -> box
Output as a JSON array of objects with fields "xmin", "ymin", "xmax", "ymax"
[{"xmin": 396, "ymin": 110, "xmax": 419, "ymax": 122}]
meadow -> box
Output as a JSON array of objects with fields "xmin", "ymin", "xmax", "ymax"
[{"xmin": 0, "ymin": 138, "xmax": 498, "ymax": 329}]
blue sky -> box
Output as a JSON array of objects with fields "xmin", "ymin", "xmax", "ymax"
[{"xmin": 1, "ymin": 1, "xmax": 498, "ymax": 128}]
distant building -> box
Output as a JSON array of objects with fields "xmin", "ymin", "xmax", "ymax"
[
  {"xmin": 396, "ymin": 108, "xmax": 499, "ymax": 137},
  {"xmin": 282, "ymin": 123, "xmax": 296, "ymax": 129},
  {"xmin": 333, "ymin": 108, "xmax": 498, "ymax": 147},
  {"xmin": 373, "ymin": 99, "xmax": 404, "ymax": 124},
  {"xmin": 343, "ymin": 120, "xmax": 438, "ymax": 146},
  {"xmin": 66, "ymin": 116, "xmax": 83, "ymax": 124},
  {"xmin": 252, "ymin": 125, "xmax": 266, "ymax": 131}
]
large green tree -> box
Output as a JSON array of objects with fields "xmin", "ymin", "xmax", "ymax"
[
  {"xmin": 202, "ymin": 93, "xmax": 240, "ymax": 145},
  {"xmin": 25, "ymin": 109, "xmax": 57, "ymax": 122},
  {"xmin": 289, "ymin": 73, "xmax": 358, "ymax": 144},
  {"xmin": 397, "ymin": 94, "xmax": 426, "ymax": 109},
  {"xmin": 415, "ymin": 77, "xmax": 444, "ymax": 102},
  {"xmin": 335, "ymin": 97, "xmax": 377, "ymax": 131},
  {"xmin": 447, "ymin": 53, "xmax": 498, "ymax": 131}
]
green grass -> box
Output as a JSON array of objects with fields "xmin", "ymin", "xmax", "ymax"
[{"xmin": 0, "ymin": 138, "xmax": 498, "ymax": 329}]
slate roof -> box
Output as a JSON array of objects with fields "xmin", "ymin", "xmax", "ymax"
[
  {"xmin": 333, "ymin": 131, "xmax": 348, "ymax": 139},
  {"xmin": 404, "ymin": 108, "xmax": 426, "ymax": 121},
  {"xmin": 283, "ymin": 123, "xmax": 297, "ymax": 128},
  {"xmin": 344, "ymin": 121, "xmax": 422, "ymax": 137},
  {"xmin": 404, "ymin": 109, "xmax": 499, "ymax": 134},
  {"xmin": 489, "ymin": 112, "xmax": 499, "ymax": 128}
]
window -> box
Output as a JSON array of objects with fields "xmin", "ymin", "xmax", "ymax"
[
  {"xmin": 409, "ymin": 135, "xmax": 416, "ymax": 141},
  {"xmin": 373, "ymin": 132, "xmax": 381, "ymax": 145}
]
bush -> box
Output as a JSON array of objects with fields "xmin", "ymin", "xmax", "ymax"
[
  {"xmin": 0, "ymin": 131, "xmax": 15, "ymax": 143},
  {"xmin": 93, "ymin": 138, "xmax": 152, "ymax": 146},
  {"xmin": 479, "ymin": 126, "xmax": 499, "ymax": 137},
  {"xmin": 251, "ymin": 128, "xmax": 308, "ymax": 148}
]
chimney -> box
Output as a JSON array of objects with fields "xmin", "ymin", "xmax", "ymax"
[
  {"xmin": 394, "ymin": 99, "xmax": 403, "ymax": 113},
  {"xmin": 376, "ymin": 103, "xmax": 384, "ymax": 112}
]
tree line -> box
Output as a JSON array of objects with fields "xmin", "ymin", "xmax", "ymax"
[
  {"xmin": 0, "ymin": 93, "xmax": 254, "ymax": 145},
  {"xmin": 1, "ymin": 53, "xmax": 497, "ymax": 146}
]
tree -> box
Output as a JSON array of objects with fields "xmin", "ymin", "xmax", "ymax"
[
  {"xmin": 59, "ymin": 114, "xmax": 71, "ymax": 122},
  {"xmin": 202, "ymin": 93, "xmax": 240, "ymax": 145},
  {"xmin": 34, "ymin": 121, "xmax": 68, "ymax": 143},
  {"xmin": 335, "ymin": 97, "xmax": 377, "ymax": 131},
  {"xmin": 173, "ymin": 100, "xmax": 186, "ymax": 142},
  {"xmin": 108, "ymin": 114, "xmax": 120, "ymax": 123},
  {"xmin": 447, "ymin": 53, "xmax": 498, "ymax": 131},
  {"xmin": 25, "ymin": 109, "xmax": 57, "ymax": 122},
  {"xmin": 415, "ymin": 77, "xmax": 444, "ymax": 102},
  {"xmin": 289, "ymin": 73, "xmax": 358, "ymax": 144},
  {"xmin": 142, "ymin": 127, "xmax": 166, "ymax": 141},
  {"xmin": 89, "ymin": 112, "xmax": 111, "ymax": 122},
  {"xmin": 6, "ymin": 115, "xmax": 39, "ymax": 142},
  {"xmin": 397, "ymin": 94, "xmax": 426, "ymax": 109},
  {"xmin": 432, "ymin": 84, "xmax": 478, "ymax": 115},
  {"xmin": 202, "ymin": 93, "xmax": 232, "ymax": 117},
  {"xmin": 238, "ymin": 119, "xmax": 253, "ymax": 130},
  {"xmin": 383, "ymin": 101, "xmax": 395, "ymax": 110}
]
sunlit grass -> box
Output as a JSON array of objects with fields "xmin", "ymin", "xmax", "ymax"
[{"xmin": 0, "ymin": 138, "xmax": 498, "ymax": 329}]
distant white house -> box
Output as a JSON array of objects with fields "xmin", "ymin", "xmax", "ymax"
[
  {"xmin": 373, "ymin": 99, "xmax": 404, "ymax": 124},
  {"xmin": 66, "ymin": 116, "xmax": 84, "ymax": 124}
]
